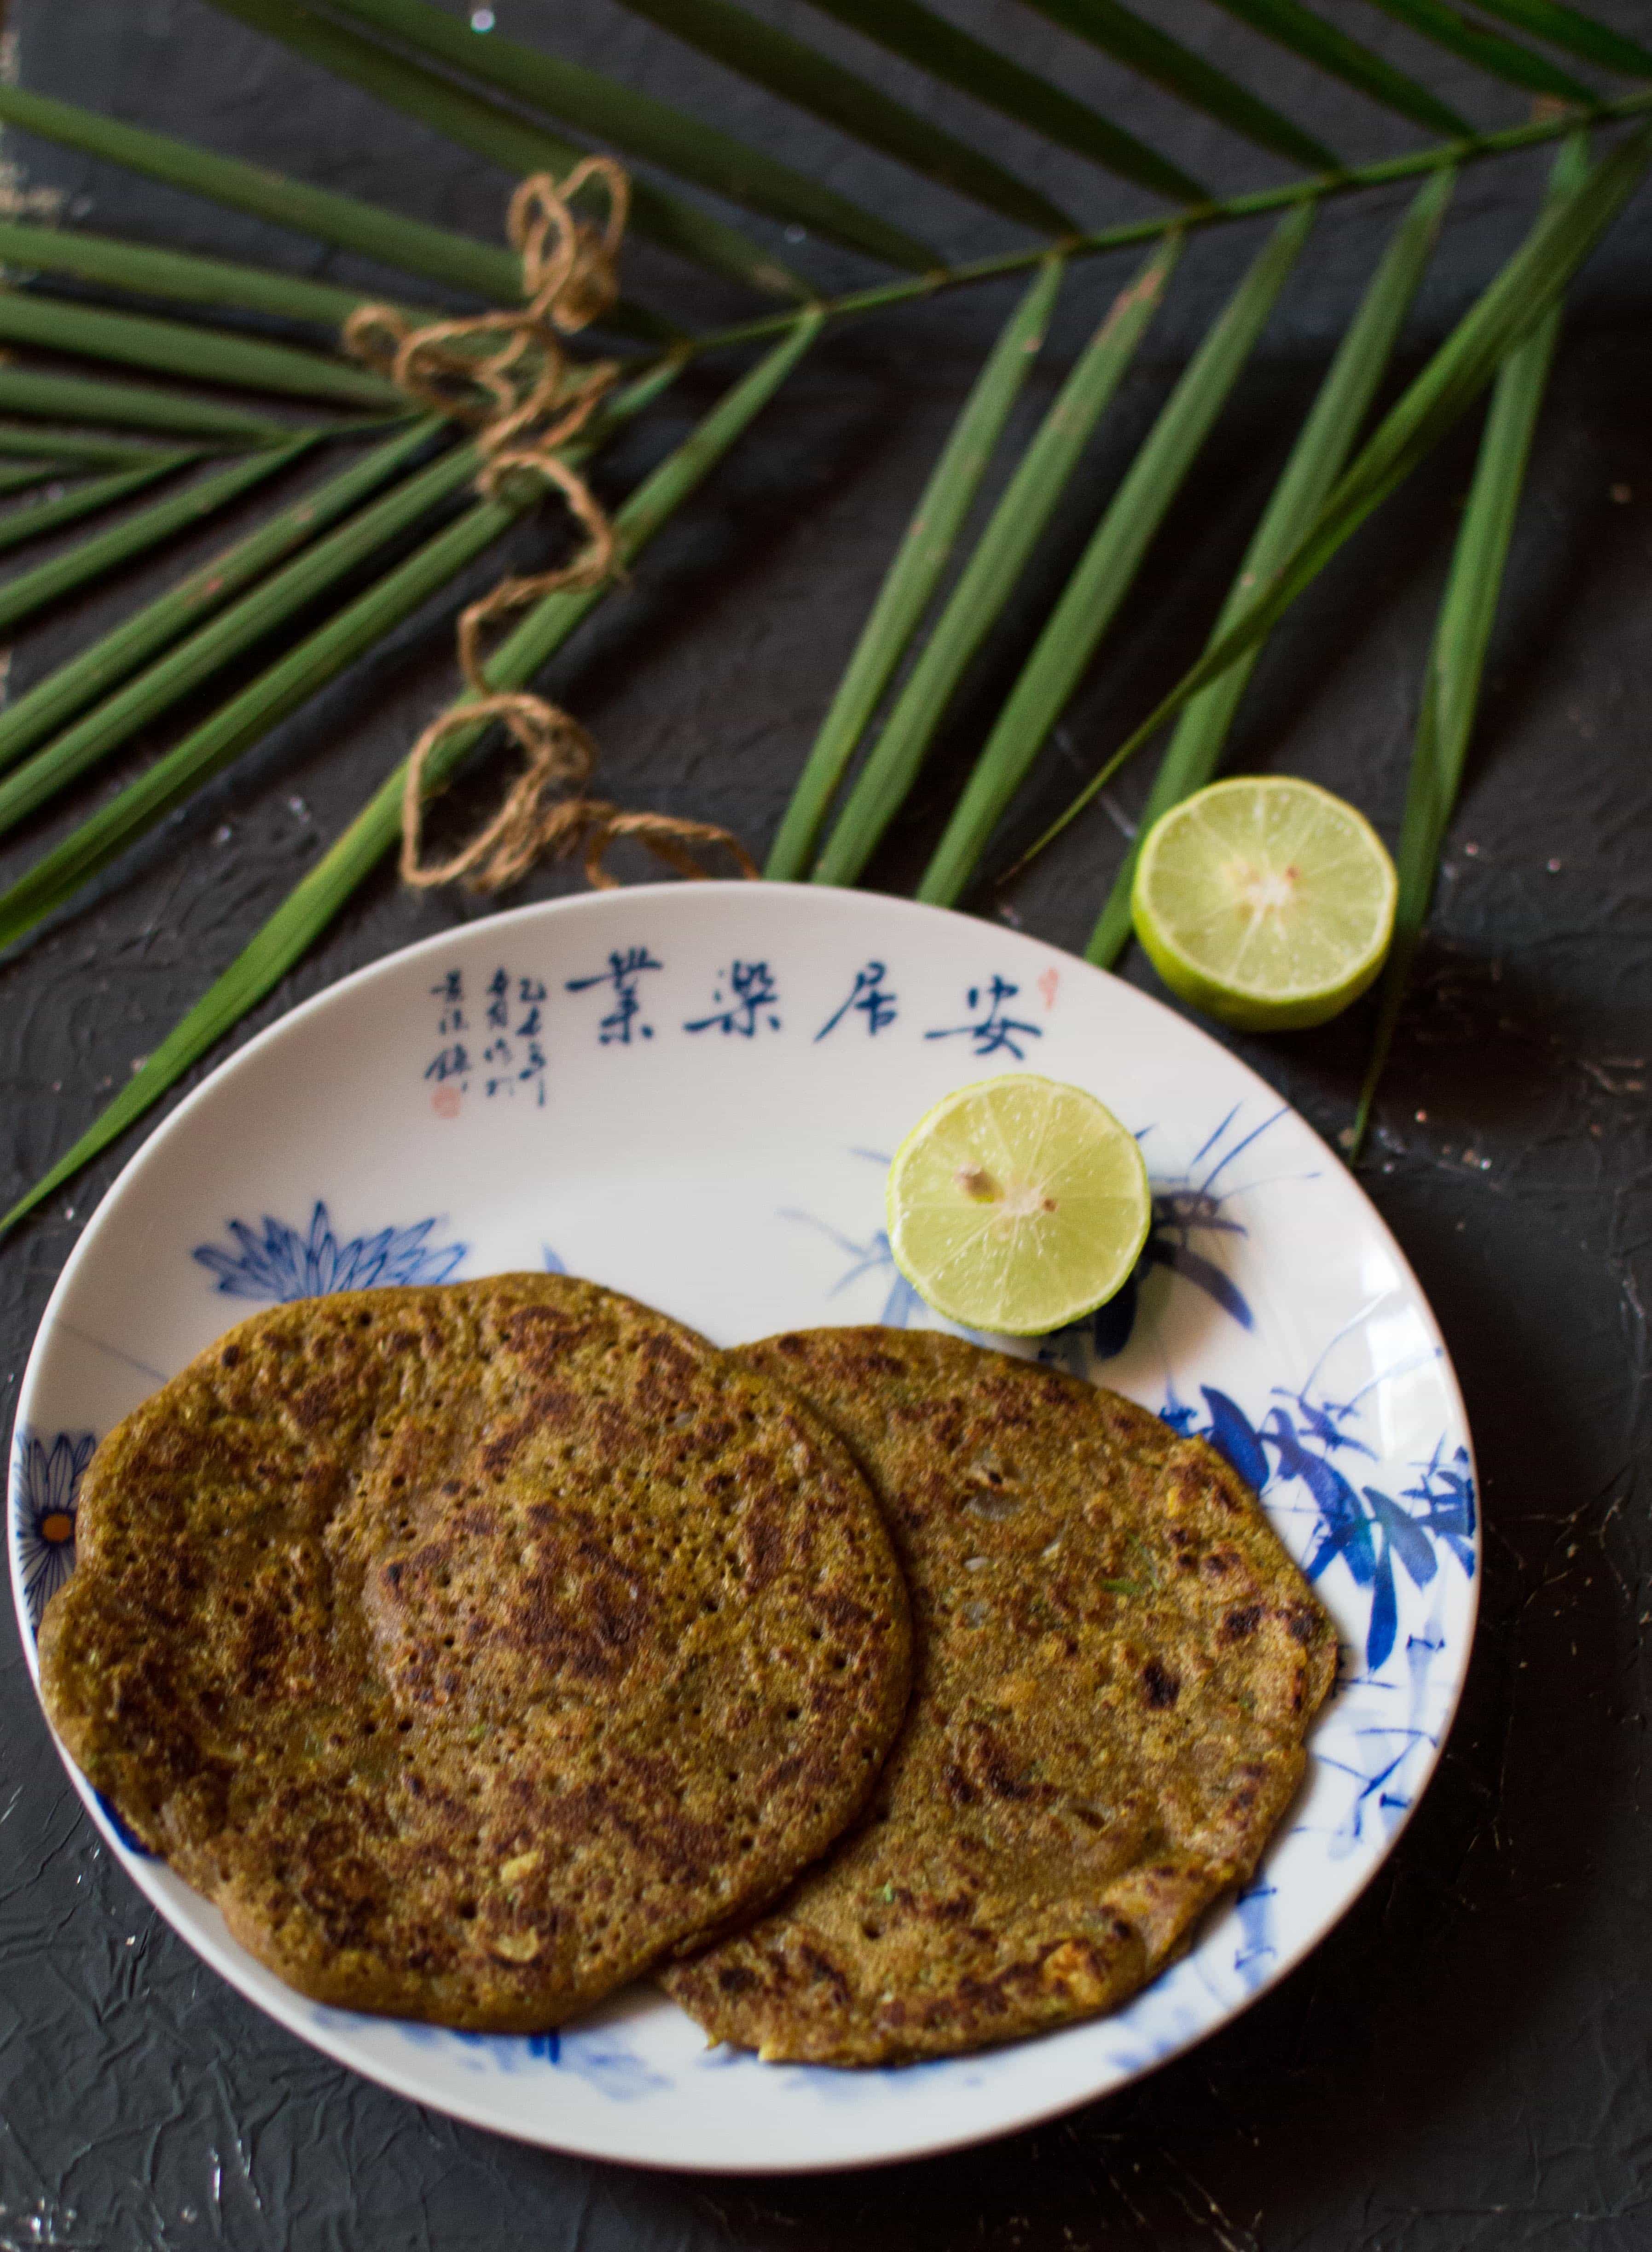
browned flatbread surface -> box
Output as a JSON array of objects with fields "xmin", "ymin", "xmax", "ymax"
[
  {"xmin": 38, "ymin": 1277, "xmax": 910, "ymax": 2031},
  {"xmin": 662, "ymin": 1328, "xmax": 1337, "ymax": 2064}
]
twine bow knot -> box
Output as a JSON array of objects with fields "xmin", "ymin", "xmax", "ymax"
[{"xmin": 344, "ymin": 161, "xmax": 755, "ymax": 893}]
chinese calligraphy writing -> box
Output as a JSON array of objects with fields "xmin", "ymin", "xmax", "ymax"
[
  {"xmin": 684, "ymin": 960, "xmax": 782, "ymax": 1039},
  {"xmin": 565, "ymin": 946, "xmax": 663, "ymax": 1045},
  {"xmin": 424, "ymin": 966, "xmax": 548, "ymax": 1109},
  {"xmin": 924, "ymin": 974, "xmax": 1041, "ymax": 1060},
  {"xmin": 815, "ymin": 960, "xmax": 897, "ymax": 1042}
]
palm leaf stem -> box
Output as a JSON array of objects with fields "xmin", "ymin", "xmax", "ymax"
[
  {"xmin": 0, "ymin": 366, "xmax": 295, "ymax": 444},
  {"xmin": 0, "ymin": 455, "xmax": 197, "ymax": 560},
  {"xmin": 0, "ymin": 315, "xmax": 820, "ymax": 1239},
  {"xmin": 908, "ymin": 205, "xmax": 1315, "ymax": 903},
  {"xmin": 0, "ymin": 434, "xmax": 326, "ymax": 645},
  {"xmin": 1004, "ymin": 118, "xmax": 1652, "ymax": 891},
  {"xmin": 0, "ymin": 424, "xmax": 440, "ymax": 803},
  {"xmin": 201, "ymin": 0, "xmax": 808, "ymax": 302},
  {"xmin": 607, "ymin": 0, "xmax": 1076, "ymax": 236},
  {"xmin": 690, "ymin": 87, "xmax": 1652, "ymax": 354},
  {"xmin": 318, "ymin": 0, "xmax": 939, "ymax": 273},
  {"xmin": 764, "ymin": 257, "xmax": 1067, "ymax": 881},
  {"xmin": 797, "ymin": 0, "xmax": 1207, "ymax": 203},
  {"xmin": 0, "ymin": 286, "xmax": 404, "ymax": 409},
  {"xmin": 0, "ymin": 84, "xmax": 529, "ymax": 310},
  {"xmin": 815, "ymin": 234, "xmax": 1182, "ymax": 891},
  {"xmin": 1016, "ymin": 0, "xmax": 1339, "ymax": 171},
  {"xmin": 1349, "ymin": 136, "xmax": 1585, "ymax": 1155},
  {"xmin": 1200, "ymin": 0, "xmax": 1470, "ymax": 137},
  {"xmin": 1362, "ymin": 0, "xmax": 1598, "ymax": 102},
  {"xmin": 0, "ymin": 219, "xmax": 412, "ymax": 334},
  {"xmin": 1469, "ymin": 0, "xmax": 1652, "ymax": 76},
  {"xmin": 1086, "ymin": 168, "xmax": 1455, "ymax": 965}
]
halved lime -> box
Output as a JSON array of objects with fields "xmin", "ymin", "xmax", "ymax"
[
  {"xmin": 886, "ymin": 1074, "xmax": 1151, "ymax": 1337},
  {"xmin": 1132, "ymin": 775, "xmax": 1397, "ymax": 1032}
]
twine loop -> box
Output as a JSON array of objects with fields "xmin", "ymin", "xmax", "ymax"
[{"xmin": 344, "ymin": 161, "xmax": 755, "ymax": 895}]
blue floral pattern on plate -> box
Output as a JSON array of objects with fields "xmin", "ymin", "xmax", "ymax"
[
  {"xmin": 11, "ymin": 1427, "xmax": 93, "ymax": 1630},
  {"xmin": 192, "ymin": 1200, "xmax": 467, "ymax": 1300}
]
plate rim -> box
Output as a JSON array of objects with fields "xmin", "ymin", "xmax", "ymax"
[{"xmin": 9, "ymin": 880, "xmax": 1479, "ymax": 2171}]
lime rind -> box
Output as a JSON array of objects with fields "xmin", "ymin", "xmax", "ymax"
[
  {"xmin": 885, "ymin": 1073, "xmax": 1151, "ymax": 1337},
  {"xmin": 1131, "ymin": 775, "xmax": 1397, "ymax": 1032}
]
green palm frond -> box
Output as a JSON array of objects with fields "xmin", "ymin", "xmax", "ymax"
[
  {"xmin": 1199, "ymin": 0, "xmax": 1471, "ymax": 136},
  {"xmin": 1362, "ymin": 0, "xmax": 1602, "ymax": 100},
  {"xmin": 319, "ymin": 0, "xmax": 939, "ymax": 271},
  {"xmin": 201, "ymin": 0, "xmax": 809, "ymax": 299},
  {"xmin": 794, "ymin": 0, "xmax": 1210, "ymax": 202},
  {"xmin": 1016, "ymin": 0, "xmax": 1340, "ymax": 170},
  {"xmin": 0, "ymin": 0, "xmax": 1648, "ymax": 1235},
  {"xmin": 1351, "ymin": 130, "xmax": 1590, "ymax": 1153},
  {"xmin": 606, "ymin": 0, "xmax": 1078, "ymax": 232},
  {"xmin": 1084, "ymin": 167, "xmax": 1457, "ymax": 964}
]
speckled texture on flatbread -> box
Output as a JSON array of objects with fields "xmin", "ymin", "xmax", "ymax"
[
  {"xmin": 38, "ymin": 1277, "xmax": 910, "ymax": 2032},
  {"xmin": 662, "ymin": 1328, "xmax": 1336, "ymax": 2065}
]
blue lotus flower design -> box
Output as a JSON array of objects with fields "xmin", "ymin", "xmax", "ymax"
[
  {"xmin": 192, "ymin": 1201, "xmax": 467, "ymax": 1302},
  {"xmin": 12, "ymin": 1428, "xmax": 94, "ymax": 1629}
]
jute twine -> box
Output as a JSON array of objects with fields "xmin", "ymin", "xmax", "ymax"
[{"xmin": 344, "ymin": 160, "xmax": 757, "ymax": 893}]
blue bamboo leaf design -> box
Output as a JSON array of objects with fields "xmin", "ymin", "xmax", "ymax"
[
  {"xmin": 1263, "ymin": 1406, "xmax": 1378, "ymax": 1586},
  {"xmin": 1148, "ymin": 1242, "xmax": 1254, "ymax": 1330},
  {"xmin": 1199, "ymin": 1386, "xmax": 1269, "ymax": 1491},
  {"xmin": 1366, "ymin": 1545, "xmax": 1398, "ymax": 1672},
  {"xmin": 1365, "ymin": 1487, "xmax": 1438, "ymax": 1589}
]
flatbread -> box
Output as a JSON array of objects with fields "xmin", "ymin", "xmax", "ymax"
[
  {"xmin": 38, "ymin": 1277, "xmax": 911, "ymax": 2031},
  {"xmin": 662, "ymin": 1328, "xmax": 1336, "ymax": 2064}
]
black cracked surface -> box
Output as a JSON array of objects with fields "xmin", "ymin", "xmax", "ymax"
[{"xmin": 1, "ymin": 0, "xmax": 1650, "ymax": 2244}]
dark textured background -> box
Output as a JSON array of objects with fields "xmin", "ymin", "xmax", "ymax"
[{"xmin": 2, "ymin": 1, "xmax": 1651, "ymax": 2244}]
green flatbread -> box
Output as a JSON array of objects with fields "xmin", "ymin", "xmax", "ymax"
[
  {"xmin": 662, "ymin": 1328, "xmax": 1336, "ymax": 2064},
  {"xmin": 39, "ymin": 1276, "xmax": 911, "ymax": 2032}
]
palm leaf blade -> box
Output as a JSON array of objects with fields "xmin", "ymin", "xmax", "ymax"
[
  {"xmin": 0, "ymin": 366, "xmax": 290, "ymax": 442},
  {"xmin": 321, "ymin": 0, "xmax": 940, "ymax": 272},
  {"xmin": 202, "ymin": 0, "xmax": 808, "ymax": 300},
  {"xmin": 609, "ymin": 0, "xmax": 1076, "ymax": 235},
  {"xmin": 0, "ymin": 470, "xmax": 519, "ymax": 954},
  {"xmin": 914, "ymin": 204, "xmax": 1315, "ymax": 903},
  {"xmin": 812, "ymin": 236, "xmax": 1180, "ymax": 891},
  {"xmin": 1471, "ymin": 0, "xmax": 1652, "ymax": 76},
  {"xmin": 801, "ymin": 0, "xmax": 1206, "ymax": 203},
  {"xmin": 1020, "ymin": 0, "xmax": 1340, "ymax": 170},
  {"xmin": 1202, "ymin": 0, "xmax": 1470, "ymax": 135},
  {"xmin": 765, "ymin": 258, "xmax": 1068, "ymax": 881},
  {"xmin": 0, "ymin": 462, "xmax": 69, "ymax": 498},
  {"xmin": 0, "ymin": 317, "xmax": 821, "ymax": 1238},
  {"xmin": 0, "ymin": 422, "xmax": 204, "ymax": 467},
  {"xmin": 1087, "ymin": 167, "xmax": 1455, "ymax": 966},
  {"xmin": 1364, "ymin": 0, "xmax": 1598, "ymax": 101},
  {"xmin": 0, "ymin": 287, "xmax": 402, "ymax": 408},
  {"xmin": 0, "ymin": 219, "xmax": 407, "ymax": 332},
  {"xmin": 0, "ymin": 434, "xmax": 320, "ymax": 644},
  {"xmin": 1351, "ymin": 135, "xmax": 1586, "ymax": 1149},
  {"xmin": 0, "ymin": 83, "xmax": 527, "ymax": 306},
  {"xmin": 0, "ymin": 455, "xmax": 195, "ymax": 560},
  {"xmin": 0, "ymin": 424, "xmax": 441, "ymax": 812}
]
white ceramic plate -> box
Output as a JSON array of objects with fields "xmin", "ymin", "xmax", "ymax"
[{"xmin": 10, "ymin": 883, "xmax": 1477, "ymax": 2174}]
